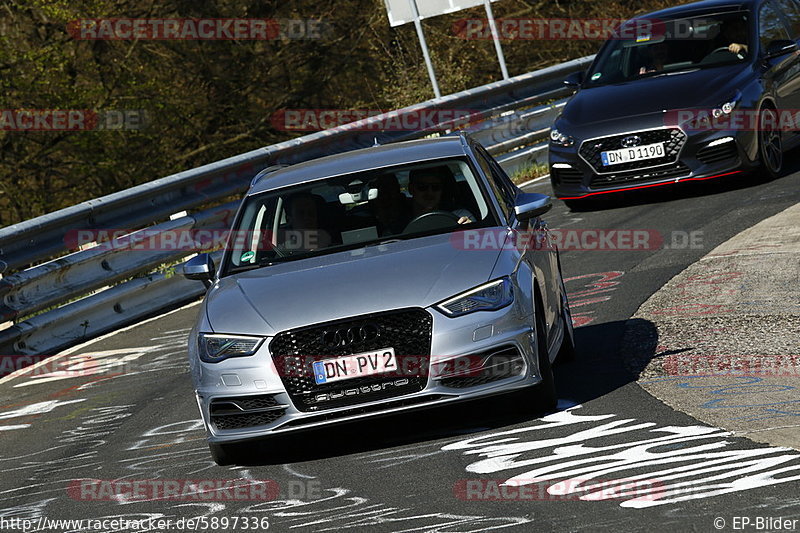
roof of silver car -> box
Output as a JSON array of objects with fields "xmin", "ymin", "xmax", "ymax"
[{"xmin": 249, "ymin": 136, "xmax": 470, "ymax": 194}]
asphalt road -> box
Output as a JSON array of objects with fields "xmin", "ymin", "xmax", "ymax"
[{"xmin": 2, "ymin": 161, "xmax": 800, "ymax": 533}]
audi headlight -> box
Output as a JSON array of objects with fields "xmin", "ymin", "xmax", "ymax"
[
  {"xmin": 198, "ymin": 333, "xmax": 265, "ymax": 363},
  {"xmin": 436, "ymin": 278, "xmax": 514, "ymax": 317},
  {"xmin": 550, "ymin": 127, "xmax": 575, "ymax": 147}
]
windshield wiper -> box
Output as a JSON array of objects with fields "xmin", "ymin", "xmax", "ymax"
[
  {"xmin": 638, "ymin": 67, "xmax": 699, "ymax": 80},
  {"xmin": 663, "ymin": 67, "xmax": 700, "ymax": 75},
  {"xmin": 228, "ymin": 238, "xmax": 409, "ymax": 273},
  {"xmin": 226, "ymin": 252, "xmax": 302, "ymax": 273},
  {"xmin": 368, "ymin": 237, "xmax": 405, "ymax": 246},
  {"xmin": 226, "ymin": 263, "xmax": 264, "ymax": 274}
]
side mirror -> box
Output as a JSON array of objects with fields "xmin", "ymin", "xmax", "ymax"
[
  {"xmin": 765, "ymin": 39, "xmax": 798, "ymax": 59},
  {"xmin": 564, "ymin": 71, "xmax": 584, "ymax": 88},
  {"xmin": 183, "ymin": 253, "xmax": 215, "ymax": 286},
  {"xmin": 514, "ymin": 193, "xmax": 552, "ymax": 223}
]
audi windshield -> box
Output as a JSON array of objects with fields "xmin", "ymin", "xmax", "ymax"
[{"xmin": 222, "ymin": 157, "xmax": 496, "ymax": 275}]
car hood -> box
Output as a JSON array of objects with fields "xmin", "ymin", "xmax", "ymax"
[
  {"xmin": 560, "ymin": 65, "xmax": 751, "ymax": 136},
  {"xmin": 205, "ymin": 231, "xmax": 507, "ymax": 336}
]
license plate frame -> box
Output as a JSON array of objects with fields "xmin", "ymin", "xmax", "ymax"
[
  {"xmin": 601, "ymin": 142, "xmax": 665, "ymax": 166},
  {"xmin": 312, "ymin": 348, "xmax": 397, "ymax": 384}
]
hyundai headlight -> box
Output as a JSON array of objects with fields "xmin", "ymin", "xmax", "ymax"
[
  {"xmin": 198, "ymin": 333, "xmax": 265, "ymax": 363},
  {"xmin": 550, "ymin": 127, "xmax": 575, "ymax": 147},
  {"xmin": 436, "ymin": 278, "xmax": 514, "ymax": 317},
  {"xmin": 712, "ymin": 90, "xmax": 742, "ymax": 118}
]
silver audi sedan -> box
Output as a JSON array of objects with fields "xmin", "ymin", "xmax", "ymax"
[{"xmin": 184, "ymin": 134, "xmax": 575, "ymax": 465}]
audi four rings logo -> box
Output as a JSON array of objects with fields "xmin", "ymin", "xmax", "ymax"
[
  {"xmin": 621, "ymin": 135, "xmax": 642, "ymax": 148},
  {"xmin": 321, "ymin": 323, "xmax": 380, "ymax": 348}
]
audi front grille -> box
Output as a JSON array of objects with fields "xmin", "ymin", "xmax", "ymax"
[{"xmin": 269, "ymin": 308, "xmax": 433, "ymax": 411}]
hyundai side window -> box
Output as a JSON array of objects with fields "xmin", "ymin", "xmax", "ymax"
[
  {"xmin": 772, "ymin": 0, "xmax": 800, "ymax": 38},
  {"xmin": 759, "ymin": 2, "xmax": 792, "ymax": 52}
]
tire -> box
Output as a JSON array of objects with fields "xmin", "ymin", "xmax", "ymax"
[
  {"xmin": 531, "ymin": 325, "xmax": 558, "ymax": 411},
  {"xmin": 513, "ymin": 299, "xmax": 557, "ymax": 414},
  {"xmin": 555, "ymin": 275, "xmax": 576, "ymax": 364},
  {"xmin": 758, "ymin": 105, "xmax": 783, "ymax": 180},
  {"xmin": 562, "ymin": 199, "xmax": 583, "ymax": 211},
  {"xmin": 209, "ymin": 442, "xmax": 236, "ymax": 466}
]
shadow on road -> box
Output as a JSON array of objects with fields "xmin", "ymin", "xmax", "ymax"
[{"xmin": 232, "ymin": 318, "xmax": 659, "ymax": 466}]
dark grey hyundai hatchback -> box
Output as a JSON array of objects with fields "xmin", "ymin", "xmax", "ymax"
[{"xmin": 549, "ymin": 0, "xmax": 800, "ymax": 207}]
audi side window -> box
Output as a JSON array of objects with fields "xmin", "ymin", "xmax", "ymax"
[
  {"xmin": 474, "ymin": 147, "xmax": 512, "ymax": 220},
  {"xmin": 759, "ymin": 3, "xmax": 792, "ymax": 51},
  {"xmin": 488, "ymin": 156, "xmax": 519, "ymax": 201},
  {"xmin": 487, "ymin": 154, "xmax": 517, "ymax": 216}
]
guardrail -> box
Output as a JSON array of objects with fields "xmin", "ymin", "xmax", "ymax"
[{"xmin": 0, "ymin": 55, "xmax": 593, "ymax": 357}]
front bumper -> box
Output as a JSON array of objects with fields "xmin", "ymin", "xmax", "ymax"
[
  {"xmin": 191, "ymin": 304, "xmax": 543, "ymax": 444},
  {"xmin": 549, "ymin": 127, "xmax": 757, "ymax": 199}
]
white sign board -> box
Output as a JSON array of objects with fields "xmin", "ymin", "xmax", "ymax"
[{"xmin": 384, "ymin": 0, "xmax": 499, "ymax": 27}]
